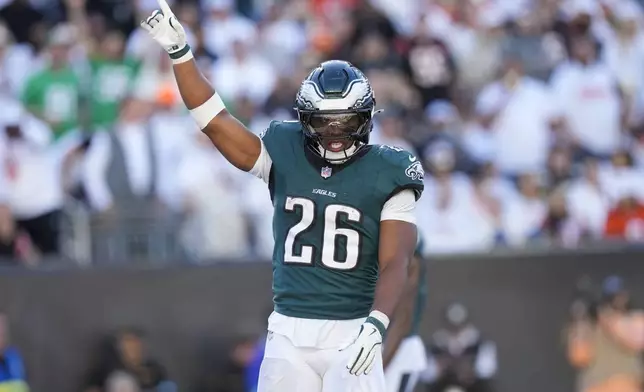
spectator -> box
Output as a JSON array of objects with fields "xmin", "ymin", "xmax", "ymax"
[
  {"xmin": 20, "ymin": 23, "xmax": 80, "ymax": 140},
  {"xmin": 201, "ymin": 0, "xmax": 257, "ymax": 57},
  {"xmin": 417, "ymin": 142, "xmax": 496, "ymax": 254},
  {"xmin": 257, "ymin": 0, "xmax": 306, "ymax": 75},
  {"xmin": 461, "ymin": 104, "xmax": 496, "ymax": 167},
  {"xmin": 602, "ymin": 1, "xmax": 644, "ymax": 129},
  {"xmin": 104, "ymin": 371, "xmax": 139, "ymax": 392},
  {"xmin": 550, "ymin": 35, "xmax": 624, "ymax": 161},
  {"xmin": 599, "ymin": 150, "xmax": 644, "ymax": 205},
  {"xmin": 501, "ymin": 5, "xmax": 566, "ymax": 81},
  {"xmin": 420, "ymin": 100, "xmax": 468, "ymax": 172},
  {"xmin": 212, "ymin": 38, "xmax": 276, "ymax": 108},
  {"xmin": 545, "ymin": 146, "xmax": 573, "ymax": 189},
  {"xmin": 502, "ymin": 173, "xmax": 547, "ymax": 246},
  {"xmin": 176, "ymin": 132, "xmax": 249, "ymax": 261},
  {"xmin": 84, "ymin": 328, "xmax": 176, "ymax": 392},
  {"xmin": 470, "ymin": 167, "xmax": 506, "ymax": 245},
  {"xmin": 538, "ymin": 188, "xmax": 582, "ymax": 247},
  {"xmin": 87, "ymin": 29, "xmax": 142, "ymax": 130},
  {"xmin": 566, "ymin": 158, "xmax": 610, "ymax": 239},
  {"xmin": 475, "ymin": 56, "xmax": 557, "ymax": 176},
  {"xmin": 0, "ymin": 99, "xmax": 65, "ymax": 258},
  {"xmin": 553, "ymin": 0, "xmax": 603, "ymax": 55},
  {"xmin": 81, "ymin": 97, "xmax": 185, "ymax": 263},
  {"xmin": 352, "ymin": 32, "xmax": 402, "ymax": 73},
  {"xmin": 422, "ymin": 302, "xmax": 497, "ymax": 392},
  {"xmin": 82, "ymin": 0, "xmax": 137, "ymax": 37},
  {"xmin": 0, "ymin": 0, "xmax": 44, "ymax": 46},
  {"xmin": 567, "ymin": 276, "xmax": 644, "ymax": 392},
  {"xmin": 604, "ymin": 190, "xmax": 644, "ymax": 242},
  {"xmin": 437, "ymin": 2, "xmax": 505, "ymax": 97},
  {"xmin": 0, "ymin": 312, "xmax": 29, "ymax": 391},
  {"xmin": 370, "ymin": 106, "xmax": 415, "ymax": 153},
  {"xmin": 404, "ymin": 22, "xmax": 456, "ymax": 109},
  {"xmin": 81, "ymin": 98, "xmax": 158, "ymax": 214},
  {"xmin": 0, "ymin": 23, "xmax": 34, "ymax": 99}
]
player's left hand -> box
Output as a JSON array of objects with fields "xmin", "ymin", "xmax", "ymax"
[{"xmin": 343, "ymin": 311, "xmax": 389, "ymax": 376}]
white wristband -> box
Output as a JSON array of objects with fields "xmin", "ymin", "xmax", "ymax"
[
  {"xmin": 190, "ymin": 92, "xmax": 226, "ymax": 130},
  {"xmin": 369, "ymin": 310, "xmax": 390, "ymax": 330},
  {"xmin": 169, "ymin": 44, "xmax": 194, "ymax": 65},
  {"xmin": 172, "ymin": 49, "xmax": 194, "ymax": 65}
]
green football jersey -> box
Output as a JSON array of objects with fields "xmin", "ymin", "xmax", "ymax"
[
  {"xmin": 89, "ymin": 57, "xmax": 141, "ymax": 128},
  {"xmin": 21, "ymin": 67, "xmax": 80, "ymax": 138},
  {"xmin": 261, "ymin": 120, "xmax": 424, "ymax": 320}
]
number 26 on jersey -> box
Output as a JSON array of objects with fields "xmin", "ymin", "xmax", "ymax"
[{"xmin": 284, "ymin": 196, "xmax": 361, "ymax": 271}]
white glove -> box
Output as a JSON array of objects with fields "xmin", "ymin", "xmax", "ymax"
[
  {"xmin": 140, "ymin": 0, "xmax": 192, "ymax": 64},
  {"xmin": 343, "ymin": 310, "xmax": 389, "ymax": 376}
]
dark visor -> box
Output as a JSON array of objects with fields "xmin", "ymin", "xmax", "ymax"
[{"xmin": 308, "ymin": 113, "xmax": 363, "ymax": 137}]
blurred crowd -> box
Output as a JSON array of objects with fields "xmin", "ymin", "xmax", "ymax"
[{"xmin": 1, "ymin": 0, "xmax": 644, "ymax": 264}]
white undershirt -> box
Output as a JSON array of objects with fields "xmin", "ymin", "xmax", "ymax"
[{"xmin": 249, "ymin": 140, "xmax": 417, "ymax": 224}]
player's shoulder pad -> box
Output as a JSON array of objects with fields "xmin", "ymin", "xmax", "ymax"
[
  {"xmin": 260, "ymin": 120, "xmax": 302, "ymax": 155},
  {"xmin": 260, "ymin": 120, "xmax": 301, "ymax": 141},
  {"xmin": 373, "ymin": 144, "xmax": 425, "ymax": 200}
]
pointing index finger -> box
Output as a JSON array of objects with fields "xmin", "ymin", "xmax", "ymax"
[{"xmin": 157, "ymin": 0, "xmax": 173, "ymax": 15}]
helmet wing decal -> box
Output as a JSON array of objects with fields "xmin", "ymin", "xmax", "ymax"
[{"xmin": 297, "ymin": 79, "xmax": 373, "ymax": 112}]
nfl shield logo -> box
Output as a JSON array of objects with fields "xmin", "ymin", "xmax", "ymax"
[{"xmin": 321, "ymin": 166, "xmax": 332, "ymax": 178}]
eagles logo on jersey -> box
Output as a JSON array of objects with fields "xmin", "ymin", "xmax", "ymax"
[{"xmin": 405, "ymin": 161, "xmax": 424, "ymax": 181}]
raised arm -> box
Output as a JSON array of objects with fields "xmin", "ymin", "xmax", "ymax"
[{"xmin": 141, "ymin": 0, "xmax": 261, "ymax": 171}]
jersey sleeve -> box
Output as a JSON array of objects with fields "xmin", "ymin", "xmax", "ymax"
[
  {"xmin": 378, "ymin": 146, "xmax": 425, "ymax": 202},
  {"xmin": 252, "ymin": 120, "xmax": 302, "ymax": 185},
  {"xmin": 380, "ymin": 189, "xmax": 417, "ymax": 223},
  {"xmin": 249, "ymin": 120, "xmax": 284, "ymax": 184},
  {"xmin": 249, "ymin": 139, "xmax": 272, "ymax": 184}
]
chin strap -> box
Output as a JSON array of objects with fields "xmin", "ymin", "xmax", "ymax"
[{"xmin": 317, "ymin": 143, "xmax": 361, "ymax": 164}]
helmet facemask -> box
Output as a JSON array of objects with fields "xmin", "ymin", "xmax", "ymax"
[
  {"xmin": 295, "ymin": 61, "xmax": 377, "ymax": 164},
  {"xmin": 299, "ymin": 109, "xmax": 373, "ymax": 163}
]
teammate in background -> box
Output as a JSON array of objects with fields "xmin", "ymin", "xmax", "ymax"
[
  {"xmin": 141, "ymin": 2, "xmax": 424, "ymax": 391},
  {"xmin": 383, "ymin": 236, "xmax": 428, "ymax": 392}
]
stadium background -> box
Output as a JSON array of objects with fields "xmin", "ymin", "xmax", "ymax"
[{"xmin": 1, "ymin": 0, "xmax": 644, "ymax": 391}]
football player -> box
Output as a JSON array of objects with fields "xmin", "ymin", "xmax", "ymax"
[
  {"xmin": 141, "ymin": 2, "xmax": 424, "ymax": 391},
  {"xmin": 383, "ymin": 236, "xmax": 428, "ymax": 392}
]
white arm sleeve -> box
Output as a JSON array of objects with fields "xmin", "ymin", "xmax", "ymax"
[
  {"xmin": 380, "ymin": 189, "xmax": 417, "ymax": 224},
  {"xmin": 248, "ymin": 140, "xmax": 273, "ymax": 184}
]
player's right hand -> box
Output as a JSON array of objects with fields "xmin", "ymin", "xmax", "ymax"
[{"xmin": 140, "ymin": 0, "xmax": 189, "ymax": 59}]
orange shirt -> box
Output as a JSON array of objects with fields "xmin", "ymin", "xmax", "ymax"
[{"xmin": 604, "ymin": 204, "xmax": 644, "ymax": 238}]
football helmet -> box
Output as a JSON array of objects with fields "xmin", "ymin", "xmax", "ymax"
[{"xmin": 295, "ymin": 60, "xmax": 377, "ymax": 163}]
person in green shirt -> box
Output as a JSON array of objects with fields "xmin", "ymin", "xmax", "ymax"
[
  {"xmin": 88, "ymin": 29, "xmax": 141, "ymax": 129},
  {"xmin": 21, "ymin": 24, "xmax": 80, "ymax": 140}
]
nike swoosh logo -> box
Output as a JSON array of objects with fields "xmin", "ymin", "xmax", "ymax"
[{"xmin": 409, "ymin": 156, "xmax": 417, "ymax": 162}]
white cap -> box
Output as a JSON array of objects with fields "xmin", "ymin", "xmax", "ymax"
[{"xmin": 48, "ymin": 23, "xmax": 77, "ymax": 47}]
